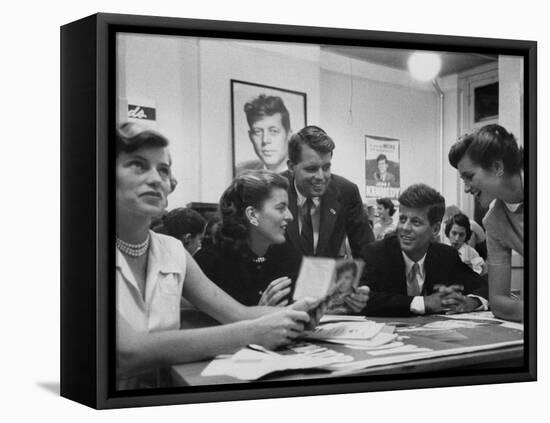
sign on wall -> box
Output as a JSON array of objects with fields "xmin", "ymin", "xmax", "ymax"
[
  {"xmin": 365, "ymin": 135, "xmax": 400, "ymax": 199},
  {"xmin": 121, "ymin": 97, "xmax": 157, "ymax": 129}
]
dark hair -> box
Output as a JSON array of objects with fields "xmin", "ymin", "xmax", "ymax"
[
  {"xmin": 448, "ymin": 124, "xmax": 523, "ymax": 174},
  {"xmin": 217, "ymin": 170, "xmax": 290, "ymax": 254},
  {"xmin": 244, "ymin": 95, "xmax": 290, "ymax": 132},
  {"xmin": 398, "ymin": 183, "xmax": 445, "ymax": 225},
  {"xmin": 376, "ymin": 197, "xmax": 396, "ymax": 216},
  {"xmin": 444, "ymin": 213, "xmax": 472, "ymax": 242},
  {"xmin": 376, "ymin": 154, "xmax": 388, "ymax": 163},
  {"xmin": 202, "ymin": 214, "xmax": 222, "ymax": 248},
  {"xmin": 288, "ymin": 125, "xmax": 335, "ymax": 164},
  {"xmin": 116, "ymin": 122, "xmax": 177, "ymax": 191},
  {"xmin": 152, "ymin": 207, "xmax": 206, "ymax": 239}
]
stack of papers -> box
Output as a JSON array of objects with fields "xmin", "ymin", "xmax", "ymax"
[
  {"xmin": 201, "ymin": 344, "xmax": 353, "ymax": 381},
  {"xmin": 303, "ymin": 318, "xmax": 398, "ymax": 350}
]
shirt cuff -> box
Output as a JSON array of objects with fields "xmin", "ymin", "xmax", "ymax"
[
  {"xmin": 467, "ymin": 294, "xmax": 489, "ymax": 311},
  {"xmin": 410, "ymin": 296, "xmax": 425, "ymax": 314}
]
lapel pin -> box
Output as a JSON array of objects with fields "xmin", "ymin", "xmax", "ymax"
[{"xmin": 330, "ymin": 208, "xmax": 336, "ymax": 215}]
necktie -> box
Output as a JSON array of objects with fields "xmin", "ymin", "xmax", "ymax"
[
  {"xmin": 407, "ymin": 262, "xmax": 421, "ymax": 296},
  {"xmin": 301, "ymin": 198, "xmax": 314, "ymax": 256}
]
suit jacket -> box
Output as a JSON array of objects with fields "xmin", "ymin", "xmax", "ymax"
[
  {"xmin": 361, "ymin": 235, "xmax": 488, "ymax": 316},
  {"xmin": 282, "ymin": 170, "xmax": 374, "ymax": 259}
]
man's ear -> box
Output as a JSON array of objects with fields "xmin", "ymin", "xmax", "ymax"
[
  {"xmin": 287, "ymin": 159, "xmax": 294, "ymax": 172},
  {"xmin": 431, "ymin": 222, "xmax": 441, "ymax": 239},
  {"xmin": 181, "ymin": 233, "xmax": 191, "ymax": 246},
  {"xmin": 493, "ymin": 159, "xmax": 504, "ymax": 177},
  {"xmin": 248, "ymin": 130, "xmax": 254, "ymax": 143}
]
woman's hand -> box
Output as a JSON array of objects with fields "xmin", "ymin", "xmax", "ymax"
[
  {"xmin": 249, "ymin": 308, "xmax": 310, "ymax": 349},
  {"xmin": 290, "ymin": 297, "xmax": 328, "ymax": 330},
  {"xmin": 258, "ymin": 277, "xmax": 292, "ymax": 307}
]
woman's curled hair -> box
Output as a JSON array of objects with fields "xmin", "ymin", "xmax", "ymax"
[
  {"xmin": 116, "ymin": 122, "xmax": 177, "ymax": 192},
  {"xmin": 216, "ymin": 170, "xmax": 289, "ymax": 255},
  {"xmin": 448, "ymin": 124, "xmax": 523, "ymax": 174}
]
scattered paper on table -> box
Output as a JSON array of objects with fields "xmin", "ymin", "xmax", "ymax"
[
  {"xmin": 320, "ymin": 314, "xmax": 368, "ymax": 324},
  {"xmin": 367, "ymin": 345, "xmax": 433, "ymax": 356},
  {"xmin": 201, "ymin": 345, "xmax": 352, "ymax": 380},
  {"xmin": 305, "ymin": 321, "xmax": 385, "ymax": 340}
]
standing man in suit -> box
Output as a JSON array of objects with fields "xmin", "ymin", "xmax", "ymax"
[
  {"xmin": 362, "ymin": 183, "xmax": 488, "ymax": 317},
  {"xmin": 282, "ymin": 125, "xmax": 374, "ymax": 259}
]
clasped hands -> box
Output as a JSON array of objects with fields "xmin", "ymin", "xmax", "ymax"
[{"xmin": 425, "ymin": 284, "xmax": 481, "ymax": 314}]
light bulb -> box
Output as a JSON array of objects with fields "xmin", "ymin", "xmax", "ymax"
[{"xmin": 408, "ymin": 52, "xmax": 442, "ymax": 81}]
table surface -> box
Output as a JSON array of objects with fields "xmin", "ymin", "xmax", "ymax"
[{"xmin": 172, "ymin": 311, "xmax": 524, "ymax": 386}]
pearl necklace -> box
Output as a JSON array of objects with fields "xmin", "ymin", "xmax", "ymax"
[{"xmin": 116, "ymin": 235, "xmax": 150, "ymax": 257}]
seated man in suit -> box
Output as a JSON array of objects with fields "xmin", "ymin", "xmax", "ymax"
[
  {"xmin": 283, "ymin": 125, "xmax": 374, "ymax": 259},
  {"xmin": 362, "ymin": 183, "xmax": 488, "ymax": 316}
]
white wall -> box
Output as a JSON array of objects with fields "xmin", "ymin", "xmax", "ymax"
[
  {"xmin": 197, "ymin": 39, "xmax": 321, "ymax": 202},
  {"xmin": 117, "ymin": 33, "xmax": 201, "ymax": 207},
  {"xmin": 440, "ymin": 74, "xmax": 461, "ymax": 207},
  {"xmin": 320, "ymin": 54, "xmax": 439, "ymax": 198},
  {"xmin": 499, "ymin": 56, "xmax": 524, "ymax": 146}
]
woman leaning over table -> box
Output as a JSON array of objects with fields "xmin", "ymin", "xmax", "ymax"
[
  {"xmin": 115, "ymin": 123, "xmax": 319, "ymax": 389},
  {"xmin": 448, "ymin": 124, "xmax": 524, "ymax": 322}
]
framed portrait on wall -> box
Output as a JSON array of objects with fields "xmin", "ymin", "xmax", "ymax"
[
  {"xmin": 61, "ymin": 12, "xmax": 536, "ymax": 410},
  {"xmin": 231, "ymin": 80, "xmax": 307, "ymax": 176}
]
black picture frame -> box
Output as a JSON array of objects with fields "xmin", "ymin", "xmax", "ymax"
[
  {"xmin": 61, "ymin": 12, "xmax": 537, "ymax": 409},
  {"xmin": 231, "ymin": 79, "xmax": 307, "ymax": 177}
]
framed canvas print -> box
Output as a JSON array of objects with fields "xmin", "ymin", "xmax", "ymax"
[{"xmin": 61, "ymin": 12, "xmax": 536, "ymax": 409}]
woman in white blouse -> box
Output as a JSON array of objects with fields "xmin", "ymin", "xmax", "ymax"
[{"xmin": 115, "ymin": 123, "xmax": 319, "ymax": 389}]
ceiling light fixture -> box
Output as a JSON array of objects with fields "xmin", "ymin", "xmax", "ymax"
[{"xmin": 408, "ymin": 52, "xmax": 442, "ymax": 81}]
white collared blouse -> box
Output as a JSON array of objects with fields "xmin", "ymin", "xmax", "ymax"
[{"xmin": 116, "ymin": 231, "xmax": 186, "ymax": 334}]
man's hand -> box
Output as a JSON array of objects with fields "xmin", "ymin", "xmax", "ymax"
[
  {"xmin": 424, "ymin": 291, "xmax": 447, "ymax": 314},
  {"xmin": 433, "ymin": 284, "xmax": 481, "ymax": 314},
  {"xmin": 342, "ymin": 285, "xmax": 370, "ymax": 313},
  {"xmin": 441, "ymin": 292, "xmax": 481, "ymax": 314}
]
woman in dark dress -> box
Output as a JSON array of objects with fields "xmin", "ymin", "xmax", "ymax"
[{"xmin": 195, "ymin": 170, "xmax": 301, "ymax": 307}]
